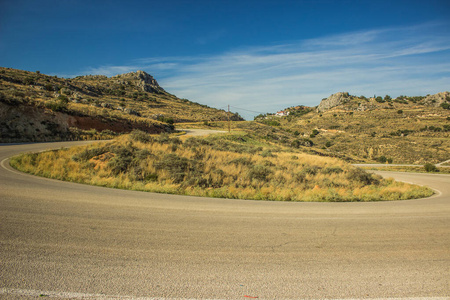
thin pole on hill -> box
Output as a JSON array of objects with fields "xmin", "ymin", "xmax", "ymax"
[{"xmin": 228, "ymin": 104, "xmax": 231, "ymax": 133}]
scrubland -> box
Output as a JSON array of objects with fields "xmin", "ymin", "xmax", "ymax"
[
  {"xmin": 252, "ymin": 97, "xmax": 450, "ymax": 164},
  {"xmin": 10, "ymin": 130, "xmax": 433, "ymax": 202}
]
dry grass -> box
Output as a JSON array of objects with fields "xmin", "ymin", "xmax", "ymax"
[
  {"xmin": 272, "ymin": 99, "xmax": 450, "ymax": 164},
  {"xmin": 10, "ymin": 131, "xmax": 433, "ymax": 202},
  {"xmin": 0, "ymin": 67, "xmax": 237, "ymax": 128}
]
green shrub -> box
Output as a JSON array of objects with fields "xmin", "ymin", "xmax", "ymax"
[
  {"xmin": 72, "ymin": 146, "xmax": 110, "ymax": 162},
  {"xmin": 262, "ymin": 119, "xmax": 280, "ymax": 126},
  {"xmin": 153, "ymin": 153, "xmax": 193, "ymax": 183},
  {"xmin": 291, "ymin": 138, "xmax": 314, "ymax": 147},
  {"xmin": 261, "ymin": 149, "xmax": 275, "ymax": 157},
  {"xmin": 261, "ymin": 160, "xmax": 275, "ymax": 167},
  {"xmin": 46, "ymin": 96, "xmax": 68, "ymax": 112},
  {"xmin": 322, "ymin": 166, "xmax": 343, "ymax": 174},
  {"xmin": 389, "ymin": 129, "xmax": 413, "ymax": 136},
  {"xmin": 229, "ymin": 157, "xmax": 253, "ymax": 166},
  {"xmin": 375, "ymin": 96, "xmax": 385, "ymax": 103},
  {"xmin": 310, "ymin": 129, "xmax": 319, "ymax": 138},
  {"xmin": 157, "ymin": 116, "xmax": 175, "ymax": 124},
  {"xmin": 44, "ymin": 83, "xmax": 54, "ymax": 91},
  {"xmin": 347, "ymin": 168, "xmax": 379, "ymax": 185},
  {"xmin": 440, "ymin": 102, "xmax": 450, "ymax": 110},
  {"xmin": 377, "ymin": 156, "xmax": 387, "ymax": 163},
  {"xmin": 107, "ymin": 145, "xmax": 135, "ymax": 175},
  {"xmin": 108, "ymin": 155, "xmax": 132, "ymax": 175},
  {"xmin": 304, "ymin": 166, "xmax": 320, "ymax": 175},
  {"xmin": 130, "ymin": 130, "xmax": 153, "ymax": 143},
  {"xmin": 424, "ymin": 163, "xmax": 438, "ymax": 172},
  {"xmin": 294, "ymin": 172, "xmax": 306, "ymax": 183},
  {"xmin": 248, "ymin": 164, "xmax": 273, "ymax": 181}
]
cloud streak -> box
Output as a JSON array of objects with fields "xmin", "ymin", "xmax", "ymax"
[{"xmin": 77, "ymin": 23, "xmax": 450, "ymax": 119}]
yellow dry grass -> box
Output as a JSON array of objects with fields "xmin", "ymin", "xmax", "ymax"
[{"xmin": 10, "ymin": 131, "xmax": 434, "ymax": 202}]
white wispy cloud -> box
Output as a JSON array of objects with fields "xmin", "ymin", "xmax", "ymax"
[{"xmin": 74, "ymin": 22, "xmax": 450, "ymax": 119}]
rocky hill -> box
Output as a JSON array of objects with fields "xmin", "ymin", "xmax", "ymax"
[
  {"xmin": 258, "ymin": 91, "xmax": 450, "ymax": 164},
  {"xmin": 422, "ymin": 91, "xmax": 450, "ymax": 107},
  {"xmin": 0, "ymin": 67, "xmax": 242, "ymax": 142},
  {"xmin": 316, "ymin": 91, "xmax": 450, "ymax": 112}
]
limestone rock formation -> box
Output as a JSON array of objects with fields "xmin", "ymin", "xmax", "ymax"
[
  {"xmin": 317, "ymin": 92, "xmax": 350, "ymax": 112},
  {"xmin": 114, "ymin": 70, "xmax": 165, "ymax": 94},
  {"xmin": 422, "ymin": 91, "xmax": 450, "ymax": 107}
]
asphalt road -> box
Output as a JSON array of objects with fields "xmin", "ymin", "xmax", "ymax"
[
  {"xmin": 178, "ymin": 129, "xmax": 227, "ymax": 136},
  {"xmin": 0, "ymin": 141, "xmax": 449, "ymax": 299}
]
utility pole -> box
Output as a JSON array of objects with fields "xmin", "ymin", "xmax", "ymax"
[{"xmin": 227, "ymin": 104, "xmax": 231, "ymax": 133}]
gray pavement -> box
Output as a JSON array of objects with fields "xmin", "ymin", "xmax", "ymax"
[{"xmin": 1, "ymin": 142, "xmax": 449, "ymax": 299}]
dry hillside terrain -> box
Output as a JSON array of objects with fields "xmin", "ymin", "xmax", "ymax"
[
  {"xmin": 254, "ymin": 92, "xmax": 450, "ymax": 164},
  {"xmin": 0, "ymin": 67, "xmax": 242, "ymax": 142}
]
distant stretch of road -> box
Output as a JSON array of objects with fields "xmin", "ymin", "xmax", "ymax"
[
  {"xmin": 1, "ymin": 141, "xmax": 449, "ymax": 299},
  {"xmin": 179, "ymin": 128, "xmax": 227, "ymax": 136}
]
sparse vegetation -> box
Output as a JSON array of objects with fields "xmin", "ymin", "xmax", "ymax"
[
  {"xmin": 0, "ymin": 67, "xmax": 242, "ymax": 142},
  {"xmin": 273, "ymin": 92, "xmax": 450, "ymax": 164},
  {"xmin": 10, "ymin": 131, "xmax": 433, "ymax": 202},
  {"xmin": 2, "ymin": 68, "xmax": 448, "ymax": 202}
]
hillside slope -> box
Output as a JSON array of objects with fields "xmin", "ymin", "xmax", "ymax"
[
  {"xmin": 258, "ymin": 92, "xmax": 450, "ymax": 164},
  {"xmin": 0, "ymin": 67, "xmax": 242, "ymax": 142}
]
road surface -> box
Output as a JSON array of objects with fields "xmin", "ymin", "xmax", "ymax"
[
  {"xmin": 1, "ymin": 141, "xmax": 449, "ymax": 299},
  {"xmin": 178, "ymin": 128, "xmax": 227, "ymax": 137}
]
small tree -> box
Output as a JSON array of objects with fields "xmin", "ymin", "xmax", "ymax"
[{"xmin": 375, "ymin": 96, "xmax": 385, "ymax": 103}]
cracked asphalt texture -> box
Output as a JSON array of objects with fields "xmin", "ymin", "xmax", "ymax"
[{"xmin": 1, "ymin": 141, "xmax": 449, "ymax": 299}]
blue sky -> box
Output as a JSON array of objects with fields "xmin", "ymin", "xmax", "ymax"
[{"xmin": 1, "ymin": 0, "xmax": 449, "ymax": 119}]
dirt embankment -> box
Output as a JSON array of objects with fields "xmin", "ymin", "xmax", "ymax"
[{"xmin": 0, "ymin": 102, "xmax": 168, "ymax": 142}]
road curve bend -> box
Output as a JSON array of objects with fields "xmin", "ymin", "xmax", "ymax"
[{"xmin": 1, "ymin": 141, "xmax": 449, "ymax": 299}]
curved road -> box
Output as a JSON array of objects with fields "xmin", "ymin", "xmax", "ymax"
[{"xmin": 0, "ymin": 141, "xmax": 449, "ymax": 299}]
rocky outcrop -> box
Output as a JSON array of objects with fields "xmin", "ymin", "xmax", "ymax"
[
  {"xmin": 422, "ymin": 91, "xmax": 450, "ymax": 107},
  {"xmin": 113, "ymin": 70, "xmax": 165, "ymax": 94},
  {"xmin": 317, "ymin": 92, "xmax": 350, "ymax": 112}
]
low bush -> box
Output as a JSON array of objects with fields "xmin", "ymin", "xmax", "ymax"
[
  {"xmin": 130, "ymin": 129, "xmax": 154, "ymax": 143},
  {"xmin": 291, "ymin": 138, "xmax": 314, "ymax": 148},
  {"xmin": 72, "ymin": 145, "xmax": 110, "ymax": 162},
  {"xmin": 153, "ymin": 153, "xmax": 194, "ymax": 183},
  {"xmin": 248, "ymin": 164, "xmax": 273, "ymax": 181},
  {"xmin": 424, "ymin": 163, "xmax": 438, "ymax": 172},
  {"xmin": 322, "ymin": 166, "xmax": 343, "ymax": 174},
  {"xmin": 347, "ymin": 168, "xmax": 380, "ymax": 186}
]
